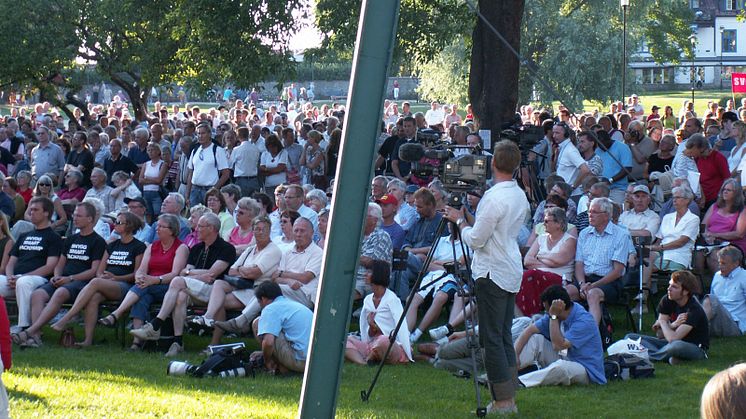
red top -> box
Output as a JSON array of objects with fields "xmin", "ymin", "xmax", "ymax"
[
  {"xmin": 0, "ymin": 297, "xmax": 11, "ymax": 370},
  {"xmin": 696, "ymin": 152, "xmax": 730, "ymax": 203},
  {"xmin": 58, "ymin": 187, "xmax": 86, "ymax": 202},
  {"xmin": 19, "ymin": 188, "xmax": 32, "ymax": 204},
  {"xmin": 148, "ymin": 239, "xmax": 182, "ymax": 277}
]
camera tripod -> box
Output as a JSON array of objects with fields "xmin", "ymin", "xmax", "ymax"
[{"xmin": 361, "ymin": 211, "xmax": 488, "ymax": 417}]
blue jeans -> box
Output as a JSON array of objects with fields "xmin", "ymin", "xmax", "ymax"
[
  {"xmin": 624, "ymin": 333, "xmax": 706, "ymax": 362},
  {"xmin": 129, "ymin": 284, "xmax": 169, "ymax": 321},
  {"xmin": 189, "ymin": 186, "xmax": 209, "ymax": 207},
  {"xmin": 142, "ymin": 190, "xmax": 162, "ymax": 219}
]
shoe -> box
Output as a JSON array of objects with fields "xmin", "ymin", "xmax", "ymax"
[
  {"xmin": 214, "ymin": 317, "xmax": 250, "ymax": 334},
  {"xmin": 21, "ymin": 335, "xmax": 42, "ymax": 348},
  {"xmin": 429, "ymin": 325, "xmax": 450, "ymax": 341},
  {"xmin": 410, "ymin": 329, "xmax": 421, "ymax": 343},
  {"xmin": 485, "ymin": 401, "xmax": 518, "ymax": 415},
  {"xmin": 9, "ymin": 325, "xmax": 25, "ymax": 335},
  {"xmin": 189, "ymin": 315, "xmax": 214, "ymax": 328},
  {"xmin": 164, "ymin": 342, "xmax": 184, "ymax": 357},
  {"xmin": 129, "ymin": 323, "xmax": 161, "ymax": 341},
  {"xmin": 435, "ymin": 336, "xmax": 449, "ymax": 346},
  {"xmin": 199, "ymin": 347, "xmax": 212, "ymax": 356},
  {"xmin": 668, "ymin": 356, "xmax": 682, "ymax": 366}
]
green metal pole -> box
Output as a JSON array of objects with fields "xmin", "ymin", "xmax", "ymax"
[{"xmin": 298, "ymin": 0, "xmax": 400, "ymax": 417}]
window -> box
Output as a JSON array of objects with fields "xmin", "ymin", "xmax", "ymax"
[
  {"xmin": 722, "ymin": 29, "xmax": 737, "ymax": 53},
  {"xmin": 724, "ymin": 0, "xmax": 737, "ymax": 10},
  {"xmin": 691, "ymin": 0, "xmax": 700, "ymax": 8}
]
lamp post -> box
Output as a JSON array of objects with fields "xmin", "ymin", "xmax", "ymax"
[
  {"xmin": 621, "ymin": 0, "xmax": 630, "ymax": 105},
  {"xmin": 720, "ymin": 26, "xmax": 725, "ymax": 90},
  {"xmin": 689, "ymin": 33, "xmax": 697, "ymax": 107}
]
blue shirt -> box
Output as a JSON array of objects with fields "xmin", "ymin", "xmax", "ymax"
[
  {"xmin": 382, "ymin": 222, "xmax": 406, "ymax": 250},
  {"xmin": 711, "ymin": 266, "xmax": 746, "ymax": 333},
  {"xmin": 596, "ymin": 140, "xmax": 632, "ymax": 190},
  {"xmin": 535, "ymin": 303, "xmax": 606, "ymax": 384},
  {"xmin": 257, "ymin": 296, "xmax": 313, "ymax": 361},
  {"xmin": 403, "ymin": 212, "xmax": 444, "ymax": 250},
  {"xmin": 576, "ymin": 222, "xmax": 631, "ymax": 277}
]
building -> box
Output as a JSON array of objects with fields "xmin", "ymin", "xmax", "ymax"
[{"xmin": 631, "ymin": 0, "xmax": 746, "ymax": 88}]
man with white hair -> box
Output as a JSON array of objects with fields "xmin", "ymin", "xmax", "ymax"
[
  {"xmin": 145, "ymin": 193, "xmax": 191, "ymax": 242},
  {"xmin": 128, "ymin": 128, "xmax": 150, "ymax": 165},
  {"xmin": 130, "ymin": 212, "xmax": 236, "ymax": 356},
  {"xmin": 354, "ymin": 203, "xmax": 393, "ymax": 299},
  {"xmin": 572, "ymin": 197, "xmax": 632, "ymax": 324},
  {"xmin": 387, "ymin": 179, "xmax": 418, "ymax": 231},
  {"xmin": 84, "ymin": 168, "xmax": 116, "ymax": 214}
]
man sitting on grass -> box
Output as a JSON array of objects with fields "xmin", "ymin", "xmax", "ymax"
[
  {"xmin": 250, "ymin": 281, "xmax": 312, "ymax": 375},
  {"xmin": 514, "ymin": 285, "xmax": 606, "ymax": 387},
  {"xmin": 625, "ymin": 270, "xmax": 709, "ymax": 364},
  {"xmin": 702, "ymin": 246, "xmax": 746, "ymax": 337}
]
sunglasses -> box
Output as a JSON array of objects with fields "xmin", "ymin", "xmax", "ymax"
[
  {"xmin": 38, "ymin": 183, "xmax": 52, "ymax": 187},
  {"xmin": 114, "ymin": 220, "xmax": 127, "ymax": 225}
]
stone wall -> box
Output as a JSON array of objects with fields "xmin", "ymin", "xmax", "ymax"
[{"xmin": 258, "ymin": 77, "xmax": 420, "ymax": 101}]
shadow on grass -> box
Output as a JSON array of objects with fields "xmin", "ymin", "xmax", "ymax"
[{"xmin": 7, "ymin": 388, "xmax": 47, "ymax": 407}]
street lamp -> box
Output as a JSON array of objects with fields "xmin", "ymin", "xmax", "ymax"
[
  {"xmin": 720, "ymin": 26, "xmax": 725, "ymax": 90},
  {"xmin": 621, "ymin": 0, "xmax": 630, "ymax": 105},
  {"xmin": 689, "ymin": 33, "xmax": 697, "ymax": 106}
]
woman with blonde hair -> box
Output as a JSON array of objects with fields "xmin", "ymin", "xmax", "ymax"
[{"xmin": 31, "ymin": 174, "xmax": 67, "ymax": 234}]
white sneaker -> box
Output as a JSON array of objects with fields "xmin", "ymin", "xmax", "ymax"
[
  {"xmin": 9, "ymin": 325, "xmax": 24, "ymax": 335},
  {"xmin": 429, "ymin": 325, "xmax": 450, "ymax": 341},
  {"xmin": 164, "ymin": 342, "xmax": 184, "ymax": 357},
  {"xmin": 129, "ymin": 322, "xmax": 161, "ymax": 341},
  {"xmin": 410, "ymin": 329, "xmax": 422, "ymax": 343},
  {"xmin": 435, "ymin": 336, "xmax": 449, "ymax": 346}
]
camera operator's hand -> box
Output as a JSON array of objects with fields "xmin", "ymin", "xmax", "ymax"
[{"xmin": 443, "ymin": 205, "xmax": 465, "ymax": 224}]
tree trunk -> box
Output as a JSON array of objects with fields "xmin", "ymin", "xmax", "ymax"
[
  {"xmin": 468, "ymin": 0, "xmax": 524, "ymax": 143},
  {"xmin": 109, "ymin": 73, "xmax": 149, "ymax": 122}
]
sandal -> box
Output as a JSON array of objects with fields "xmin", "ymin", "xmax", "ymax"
[
  {"xmin": 12, "ymin": 330, "xmax": 29, "ymax": 345},
  {"xmin": 127, "ymin": 342, "xmax": 143, "ymax": 352},
  {"xmin": 21, "ymin": 334, "xmax": 42, "ymax": 348},
  {"xmin": 97, "ymin": 313, "xmax": 118, "ymax": 327}
]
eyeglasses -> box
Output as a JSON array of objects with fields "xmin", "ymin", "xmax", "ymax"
[
  {"xmin": 38, "ymin": 183, "xmax": 51, "ymax": 187},
  {"xmin": 114, "ymin": 220, "xmax": 127, "ymax": 226}
]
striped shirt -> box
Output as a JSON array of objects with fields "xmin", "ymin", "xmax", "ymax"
[{"xmin": 576, "ymin": 222, "xmax": 631, "ymax": 277}]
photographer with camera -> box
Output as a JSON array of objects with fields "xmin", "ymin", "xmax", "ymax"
[
  {"xmin": 625, "ymin": 121, "xmax": 655, "ymax": 182},
  {"xmin": 444, "ymin": 140, "xmax": 530, "ymax": 415}
]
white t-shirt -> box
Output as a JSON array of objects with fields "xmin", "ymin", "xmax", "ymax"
[
  {"xmin": 188, "ymin": 143, "xmax": 229, "ymax": 187},
  {"xmin": 260, "ymin": 149, "xmax": 289, "ymax": 187},
  {"xmin": 556, "ymin": 139, "xmax": 586, "ymax": 186}
]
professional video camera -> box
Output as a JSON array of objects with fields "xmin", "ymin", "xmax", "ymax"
[
  {"xmin": 500, "ymin": 124, "xmax": 543, "ymax": 158},
  {"xmin": 398, "ymin": 133, "xmax": 488, "ymax": 193}
]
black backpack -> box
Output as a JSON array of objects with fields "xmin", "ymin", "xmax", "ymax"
[{"xmin": 604, "ymin": 353, "xmax": 655, "ymax": 381}]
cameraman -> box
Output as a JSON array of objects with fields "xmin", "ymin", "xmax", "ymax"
[
  {"xmin": 444, "ymin": 140, "xmax": 530, "ymax": 415},
  {"xmin": 391, "ymin": 117, "xmax": 418, "ymax": 182}
]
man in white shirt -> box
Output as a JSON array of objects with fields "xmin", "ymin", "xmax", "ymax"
[
  {"xmin": 424, "ymin": 101, "xmax": 445, "ymax": 127},
  {"xmin": 185, "ymin": 122, "xmax": 231, "ymax": 207},
  {"xmin": 618, "ymin": 185, "xmax": 660, "ymax": 238},
  {"xmin": 283, "ymin": 184, "xmax": 319, "ymax": 235},
  {"xmin": 554, "ymin": 124, "xmax": 590, "ymax": 187},
  {"xmin": 231, "ymin": 126, "xmax": 261, "ymax": 197},
  {"xmin": 703, "ymin": 246, "xmax": 746, "ymax": 336}
]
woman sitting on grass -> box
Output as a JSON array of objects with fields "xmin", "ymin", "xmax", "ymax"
[
  {"xmin": 51, "ymin": 212, "xmax": 146, "ymax": 346},
  {"xmin": 345, "ymin": 260, "xmax": 412, "ymax": 365},
  {"xmin": 97, "ymin": 213, "xmax": 188, "ymax": 351}
]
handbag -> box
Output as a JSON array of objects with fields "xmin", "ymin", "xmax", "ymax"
[{"xmin": 58, "ymin": 328, "xmax": 76, "ymax": 348}]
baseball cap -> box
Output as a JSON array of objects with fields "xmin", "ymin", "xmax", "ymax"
[
  {"xmin": 651, "ymin": 105, "xmax": 660, "ymax": 111},
  {"xmin": 124, "ymin": 197, "xmax": 147, "ymax": 207},
  {"xmin": 632, "ymin": 185, "xmax": 650, "ymax": 195},
  {"xmin": 376, "ymin": 194, "xmax": 399, "ymax": 206}
]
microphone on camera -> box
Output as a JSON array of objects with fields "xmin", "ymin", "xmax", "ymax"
[{"xmin": 398, "ymin": 142, "xmax": 425, "ymax": 162}]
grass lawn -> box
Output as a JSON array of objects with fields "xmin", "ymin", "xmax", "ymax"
[{"xmin": 6, "ymin": 307, "xmax": 745, "ymax": 418}]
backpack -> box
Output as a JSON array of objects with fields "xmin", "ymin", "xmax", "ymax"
[
  {"xmin": 190, "ymin": 143, "xmax": 219, "ymax": 168},
  {"xmin": 604, "ymin": 353, "xmax": 655, "ymax": 381}
]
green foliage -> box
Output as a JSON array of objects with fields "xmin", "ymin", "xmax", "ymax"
[
  {"xmin": 415, "ymin": 39, "xmax": 470, "ymax": 105},
  {"xmin": 520, "ymin": 0, "xmax": 694, "ymax": 110}
]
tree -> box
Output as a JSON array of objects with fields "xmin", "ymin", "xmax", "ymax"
[
  {"xmin": 0, "ymin": 0, "xmax": 305, "ymax": 122},
  {"xmin": 415, "ymin": 39, "xmax": 470, "ymax": 105}
]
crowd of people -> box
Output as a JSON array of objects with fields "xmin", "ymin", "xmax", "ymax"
[{"xmin": 0, "ymin": 92, "xmax": 742, "ymax": 415}]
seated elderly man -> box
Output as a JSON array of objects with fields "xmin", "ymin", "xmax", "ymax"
[
  {"xmin": 625, "ymin": 270, "xmax": 709, "ymax": 364},
  {"xmin": 618, "ymin": 184, "xmax": 660, "ymax": 239},
  {"xmin": 354, "ymin": 203, "xmax": 393, "ymax": 299},
  {"xmin": 514, "ymin": 285, "xmax": 606, "ymax": 387},
  {"xmin": 643, "ymin": 185, "xmax": 700, "ymax": 297},
  {"xmin": 250, "ymin": 281, "xmax": 313, "ymax": 374},
  {"xmin": 84, "ymin": 168, "xmax": 116, "ymax": 215},
  {"xmin": 129, "ymin": 213, "xmax": 236, "ymax": 356},
  {"xmin": 702, "ymin": 246, "xmax": 746, "ymax": 337},
  {"xmin": 145, "ymin": 193, "xmax": 191, "ymax": 242},
  {"xmin": 571, "ymin": 197, "xmax": 631, "ymax": 324}
]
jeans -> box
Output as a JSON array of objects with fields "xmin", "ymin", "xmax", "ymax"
[
  {"xmin": 189, "ymin": 186, "xmax": 209, "ymax": 207},
  {"xmin": 234, "ymin": 176, "xmax": 260, "ymax": 198},
  {"xmin": 129, "ymin": 284, "xmax": 169, "ymax": 321},
  {"xmin": 142, "ymin": 190, "xmax": 162, "ymax": 219},
  {"xmin": 624, "ymin": 333, "xmax": 706, "ymax": 362},
  {"xmin": 476, "ymin": 277, "xmax": 517, "ymax": 400}
]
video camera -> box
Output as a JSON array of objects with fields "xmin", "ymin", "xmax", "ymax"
[
  {"xmin": 500, "ymin": 124, "xmax": 543, "ymax": 159},
  {"xmin": 398, "ymin": 130, "xmax": 489, "ymax": 193}
]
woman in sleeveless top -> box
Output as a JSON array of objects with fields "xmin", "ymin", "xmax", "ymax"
[
  {"xmin": 139, "ymin": 142, "xmax": 168, "ymax": 222},
  {"xmin": 100, "ymin": 213, "xmax": 188, "ymax": 351},
  {"xmin": 519, "ymin": 207, "xmax": 577, "ymax": 316},
  {"xmin": 699, "ymin": 178, "xmax": 746, "ymax": 273}
]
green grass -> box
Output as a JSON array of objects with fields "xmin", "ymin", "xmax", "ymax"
[
  {"xmin": 566, "ymin": 89, "xmax": 741, "ymax": 116},
  {"xmin": 6, "ymin": 311, "xmax": 746, "ymax": 418}
]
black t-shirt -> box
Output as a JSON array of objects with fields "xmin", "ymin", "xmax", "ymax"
[
  {"xmin": 186, "ymin": 237, "xmax": 236, "ymax": 279},
  {"xmin": 105, "ymin": 238, "xmax": 147, "ymax": 277},
  {"xmin": 377, "ymin": 135, "xmax": 400, "ymax": 175},
  {"xmin": 657, "ymin": 295, "xmax": 709, "ymax": 349},
  {"xmin": 391, "ymin": 137, "xmax": 416, "ymax": 177},
  {"xmin": 647, "ymin": 153, "xmax": 674, "ymax": 174},
  {"xmin": 11, "ymin": 227, "xmax": 63, "ymax": 276},
  {"xmin": 104, "ymin": 155, "xmax": 140, "ymax": 187},
  {"xmin": 66, "ymin": 148, "xmax": 95, "ymax": 186},
  {"xmin": 61, "ymin": 232, "xmax": 107, "ymax": 276}
]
